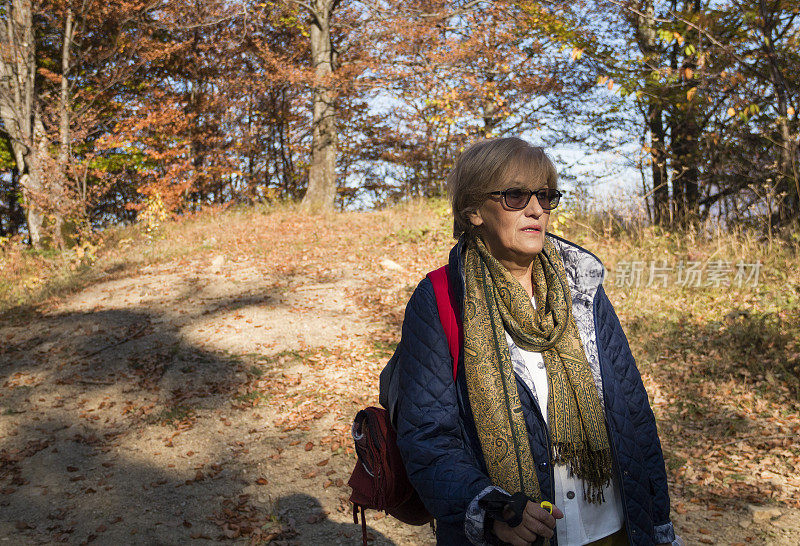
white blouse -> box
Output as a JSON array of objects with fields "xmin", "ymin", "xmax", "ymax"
[{"xmin": 505, "ymin": 309, "xmax": 625, "ymax": 545}]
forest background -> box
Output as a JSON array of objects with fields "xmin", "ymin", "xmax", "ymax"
[
  {"xmin": 1, "ymin": 0, "xmax": 799, "ymax": 246},
  {"xmin": 1, "ymin": 1, "xmax": 800, "ymax": 544}
]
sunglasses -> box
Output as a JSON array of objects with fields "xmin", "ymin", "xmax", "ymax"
[{"xmin": 488, "ymin": 188, "xmax": 562, "ymax": 211}]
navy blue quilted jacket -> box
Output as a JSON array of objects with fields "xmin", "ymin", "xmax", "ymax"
[{"xmin": 382, "ymin": 235, "xmax": 675, "ymax": 545}]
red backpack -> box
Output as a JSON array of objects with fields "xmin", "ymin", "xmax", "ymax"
[{"xmin": 347, "ymin": 266, "xmax": 460, "ymax": 545}]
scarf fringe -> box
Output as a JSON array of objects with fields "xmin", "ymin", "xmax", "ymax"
[{"xmin": 551, "ymin": 443, "xmax": 613, "ymax": 504}]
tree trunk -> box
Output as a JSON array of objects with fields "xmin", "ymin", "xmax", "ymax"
[
  {"xmin": 11, "ymin": 132, "xmax": 47, "ymax": 247},
  {"xmin": 758, "ymin": 0, "xmax": 799, "ymax": 224},
  {"xmin": 1, "ymin": 152, "xmax": 26, "ymax": 236},
  {"xmin": 482, "ymin": 98, "xmax": 500, "ymax": 137},
  {"xmin": 648, "ymin": 103, "xmax": 669, "ymax": 225},
  {"xmin": 59, "ymin": 9, "xmax": 72, "ymax": 168},
  {"xmin": 54, "ymin": 6, "xmax": 74, "ymax": 248},
  {"xmin": 682, "ymin": 0, "xmax": 701, "ymax": 222},
  {"xmin": 301, "ymin": 0, "xmax": 339, "ymax": 212},
  {"xmin": 0, "ymin": 0, "xmax": 45, "ymax": 246},
  {"xmin": 667, "ymin": 0, "xmax": 701, "ymax": 226},
  {"xmin": 669, "ymin": 104, "xmax": 700, "ymax": 226},
  {"xmin": 631, "ymin": 1, "xmax": 671, "ymax": 225},
  {"xmin": 481, "ymin": 74, "xmax": 500, "ymax": 137}
]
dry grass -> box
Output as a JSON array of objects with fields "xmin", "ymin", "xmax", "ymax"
[{"xmin": 0, "ymin": 199, "xmax": 450, "ymax": 315}]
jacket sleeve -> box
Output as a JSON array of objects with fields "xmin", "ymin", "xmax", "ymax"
[
  {"xmin": 596, "ymin": 286, "xmax": 675, "ymax": 542},
  {"xmin": 394, "ymin": 278, "xmax": 493, "ymax": 525}
]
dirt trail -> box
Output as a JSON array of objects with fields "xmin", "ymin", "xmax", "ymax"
[
  {"xmin": 1, "ymin": 243, "xmax": 798, "ymax": 544},
  {"xmin": 0, "ymin": 251, "xmax": 428, "ymax": 545}
]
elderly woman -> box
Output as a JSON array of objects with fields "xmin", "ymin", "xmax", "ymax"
[{"xmin": 384, "ymin": 138, "xmax": 678, "ymax": 545}]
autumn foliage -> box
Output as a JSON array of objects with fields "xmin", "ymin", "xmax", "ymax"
[{"xmin": 0, "ymin": 0, "xmax": 799, "ymax": 246}]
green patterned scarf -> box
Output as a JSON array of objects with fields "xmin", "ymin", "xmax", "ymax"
[{"xmin": 463, "ymin": 234, "xmax": 612, "ymax": 503}]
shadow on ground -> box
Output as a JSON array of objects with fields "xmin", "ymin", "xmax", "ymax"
[
  {"xmin": 0, "ymin": 292, "xmax": 299, "ymax": 544},
  {"xmin": 275, "ymin": 493, "xmax": 396, "ymax": 545},
  {"xmin": 626, "ymin": 309, "xmax": 800, "ymax": 506}
]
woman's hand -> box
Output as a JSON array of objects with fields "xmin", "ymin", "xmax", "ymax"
[{"xmin": 491, "ymin": 500, "xmax": 564, "ymax": 546}]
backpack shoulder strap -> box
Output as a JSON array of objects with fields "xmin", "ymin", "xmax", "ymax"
[{"xmin": 427, "ymin": 265, "xmax": 461, "ymax": 381}]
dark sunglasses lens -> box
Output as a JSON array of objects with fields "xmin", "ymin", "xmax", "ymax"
[
  {"xmin": 537, "ymin": 190, "xmax": 560, "ymax": 210},
  {"xmin": 504, "ymin": 189, "xmax": 530, "ymax": 209}
]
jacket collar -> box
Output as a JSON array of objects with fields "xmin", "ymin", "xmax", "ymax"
[
  {"xmin": 546, "ymin": 233, "xmax": 606, "ymax": 304},
  {"xmin": 447, "ymin": 232, "xmax": 606, "ymax": 306}
]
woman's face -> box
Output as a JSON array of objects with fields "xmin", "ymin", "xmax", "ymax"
[{"xmin": 468, "ymin": 174, "xmax": 551, "ymax": 266}]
